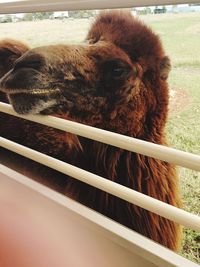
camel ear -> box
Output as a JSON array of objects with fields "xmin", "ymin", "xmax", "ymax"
[{"xmin": 159, "ymin": 56, "xmax": 171, "ymax": 80}]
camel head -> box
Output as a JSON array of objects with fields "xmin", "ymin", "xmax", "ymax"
[{"xmin": 0, "ymin": 11, "xmax": 171, "ymax": 136}]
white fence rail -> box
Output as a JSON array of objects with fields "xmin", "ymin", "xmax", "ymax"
[
  {"xmin": 1, "ymin": 134, "xmax": 200, "ymax": 232},
  {"xmin": 1, "ymin": 102, "xmax": 200, "ymax": 172},
  {"xmin": 0, "ymin": 0, "xmax": 200, "ymax": 14}
]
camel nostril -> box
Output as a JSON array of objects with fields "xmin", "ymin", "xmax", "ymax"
[
  {"xmin": 13, "ymin": 53, "xmax": 45, "ymax": 71},
  {"xmin": 0, "ymin": 53, "xmax": 45, "ymax": 92}
]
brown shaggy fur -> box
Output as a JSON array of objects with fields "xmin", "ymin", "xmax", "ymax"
[
  {"xmin": 0, "ymin": 39, "xmax": 29, "ymax": 77},
  {"xmin": 0, "ymin": 39, "xmax": 29, "ymax": 102},
  {"xmin": 0, "ymin": 11, "xmax": 181, "ymax": 250}
]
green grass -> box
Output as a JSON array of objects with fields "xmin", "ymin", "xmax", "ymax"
[
  {"xmin": 144, "ymin": 13, "xmax": 200, "ymax": 264},
  {"xmin": 0, "ymin": 12, "xmax": 200, "ymax": 264},
  {"xmin": 166, "ymin": 68, "xmax": 200, "ymax": 263}
]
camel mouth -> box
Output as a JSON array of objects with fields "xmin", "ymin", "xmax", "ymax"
[
  {"xmin": 0, "ymin": 69, "xmax": 77, "ymax": 115},
  {"xmin": 7, "ymin": 89, "xmax": 65, "ymax": 115},
  {"xmin": 3, "ymin": 88, "xmax": 60, "ymax": 96}
]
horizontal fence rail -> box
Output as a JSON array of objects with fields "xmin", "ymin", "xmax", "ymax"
[
  {"xmin": 1, "ymin": 136, "xmax": 200, "ymax": 232},
  {"xmin": 0, "ymin": 0, "xmax": 200, "ymax": 14},
  {"xmin": 0, "ymin": 102, "xmax": 200, "ymax": 171}
]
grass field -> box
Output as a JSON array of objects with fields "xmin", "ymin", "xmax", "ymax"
[
  {"xmin": 1, "ymin": 12, "xmax": 200, "ymax": 263},
  {"xmin": 146, "ymin": 14, "xmax": 200, "ymax": 263}
]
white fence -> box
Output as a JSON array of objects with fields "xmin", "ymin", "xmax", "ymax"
[
  {"xmin": 0, "ymin": 0, "xmax": 200, "ymax": 14},
  {"xmin": 0, "ymin": 1, "xmax": 200, "ymax": 266},
  {"xmin": 1, "ymin": 102, "xmax": 200, "ymax": 234}
]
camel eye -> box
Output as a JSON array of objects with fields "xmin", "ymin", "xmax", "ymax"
[
  {"xmin": 103, "ymin": 59, "xmax": 131, "ymax": 79},
  {"xmin": 102, "ymin": 59, "xmax": 132, "ymax": 89},
  {"xmin": 112, "ymin": 67, "xmax": 125, "ymax": 77}
]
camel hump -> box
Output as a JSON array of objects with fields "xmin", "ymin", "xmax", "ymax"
[{"xmin": 87, "ymin": 11, "xmax": 167, "ymax": 76}]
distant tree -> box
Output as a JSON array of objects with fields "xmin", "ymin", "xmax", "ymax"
[
  {"xmin": 33, "ymin": 13, "xmax": 44, "ymax": 20},
  {"xmin": 2, "ymin": 15, "xmax": 12, "ymax": 23},
  {"xmin": 68, "ymin": 10, "xmax": 95, "ymax": 18},
  {"xmin": 139, "ymin": 7, "xmax": 152, "ymax": 15},
  {"xmin": 23, "ymin": 13, "xmax": 34, "ymax": 21},
  {"xmin": 154, "ymin": 6, "xmax": 159, "ymax": 14},
  {"xmin": 144, "ymin": 7, "xmax": 152, "ymax": 14},
  {"xmin": 23, "ymin": 12, "xmax": 53, "ymax": 21},
  {"xmin": 162, "ymin": 6, "xmax": 167, "ymax": 13},
  {"xmin": 154, "ymin": 5, "xmax": 167, "ymax": 14},
  {"xmin": 33, "ymin": 12, "xmax": 53, "ymax": 20}
]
